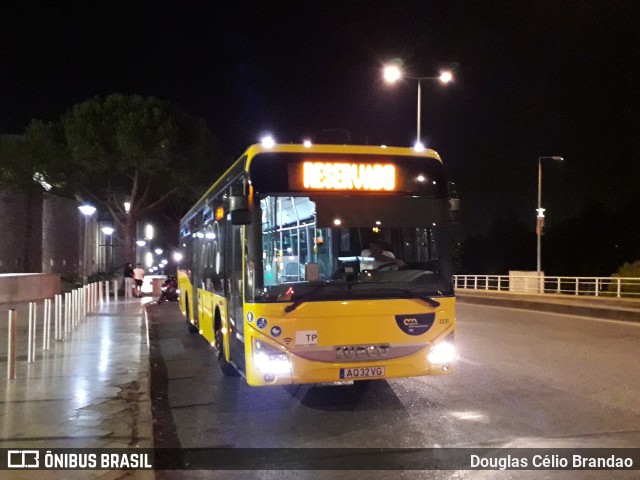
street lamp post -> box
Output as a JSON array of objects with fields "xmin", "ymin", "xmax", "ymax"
[
  {"xmin": 536, "ymin": 156, "xmax": 564, "ymax": 277},
  {"xmin": 78, "ymin": 204, "xmax": 97, "ymax": 284},
  {"xmin": 383, "ymin": 65, "xmax": 453, "ymax": 149},
  {"xmin": 101, "ymin": 226, "xmax": 115, "ymax": 273}
]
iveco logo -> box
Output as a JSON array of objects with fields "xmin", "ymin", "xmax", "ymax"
[{"xmin": 336, "ymin": 344, "xmax": 390, "ymax": 359}]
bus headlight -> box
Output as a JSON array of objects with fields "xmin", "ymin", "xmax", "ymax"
[
  {"xmin": 253, "ymin": 339, "xmax": 291, "ymax": 375},
  {"xmin": 428, "ymin": 341, "xmax": 456, "ymax": 364}
]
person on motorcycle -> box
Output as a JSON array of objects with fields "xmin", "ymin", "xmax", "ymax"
[{"xmin": 157, "ymin": 275, "xmax": 179, "ymax": 304}]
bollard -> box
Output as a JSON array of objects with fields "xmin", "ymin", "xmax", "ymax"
[
  {"xmin": 74, "ymin": 288, "xmax": 80, "ymax": 326},
  {"xmin": 71, "ymin": 290, "xmax": 76, "ymax": 328},
  {"xmin": 76, "ymin": 288, "xmax": 80, "ymax": 326},
  {"xmin": 105, "ymin": 281, "xmax": 110, "ymax": 303},
  {"xmin": 81, "ymin": 286, "xmax": 86, "ymax": 320},
  {"xmin": 99, "ymin": 281, "xmax": 104, "ymax": 304},
  {"xmin": 54, "ymin": 294, "xmax": 61, "ymax": 341},
  {"xmin": 114, "ymin": 280, "xmax": 119, "ymax": 301},
  {"xmin": 7, "ymin": 309, "xmax": 17, "ymax": 380},
  {"xmin": 80, "ymin": 286, "xmax": 85, "ymax": 318},
  {"xmin": 64, "ymin": 292, "xmax": 69, "ymax": 338},
  {"xmin": 43, "ymin": 298, "xmax": 51, "ymax": 351},
  {"xmin": 28, "ymin": 302, "xmax": 36, "ymax": 363},
  {"xmin": 67, "ymin": 292, "xmax": 72, "ymax": 336},
  {"xmin": 80, "ymin": 286, "xmax": 84, "ymax": 318}
]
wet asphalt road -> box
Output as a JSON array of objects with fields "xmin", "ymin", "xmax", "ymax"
[{"xmin": 147, "ymin": 302, "xmax": 640, "ymax": 480}]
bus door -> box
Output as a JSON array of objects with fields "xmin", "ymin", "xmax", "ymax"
[{"xmin": 226, "ymin": 222, "xmax": 246, "ymax": 372}]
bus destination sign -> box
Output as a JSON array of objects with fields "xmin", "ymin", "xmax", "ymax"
[{"xmin": 301, "ymin": 161, "xmax": 396, "ymax": 191}]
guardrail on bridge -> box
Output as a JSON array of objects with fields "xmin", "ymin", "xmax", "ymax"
[{"xmin": 453, "ymin": 275, "xmax": 640, "ymax": 299}]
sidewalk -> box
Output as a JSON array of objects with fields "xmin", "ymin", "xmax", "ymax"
[{"xmin": 0, "ymin": 296, "xmax": 154, "ymax": 478}]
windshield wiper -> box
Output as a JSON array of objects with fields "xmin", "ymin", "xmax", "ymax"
[
  {"xmin": 406, "ymin": 291, "xmax": 441, "ymax": 308},
  {"xmin": 359, "ymin": 287, "xmax": 441, "ymax": 308},
  {"xmin": 284, "ymin": 282, "xmax": 347, "ymax": 313},
  {"xmin": 283, "ymin": 284, "xmax": 441, "ymax": 313}
]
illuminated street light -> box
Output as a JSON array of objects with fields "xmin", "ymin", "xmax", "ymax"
[
  {"xmin": 78, "ymin": 204, "xmax": 96, "ymax": 216},
  {"xmin": 439, "ymin": 70, "xmax": 453, "ymax": 84},
  {"xmin": 383, "ymin": 65, "xmax": 402, "ymax": 83},
  {"xmin": 383, "ymin": 63, "xmax": 454, "ymax": 148},
  {"xmin": 261, "ymin": 136, "xmax": 275, "ymax": 148},
  {"xmin": 145, "ymin": 224, "xmax": 154, "ymax": 240},
  {"xmin": 155, "ymin": 248, "xmax": 163, "ymax": 255},
  {"xmin": 78, "ymin": 204, "xmax": 96, "ymax": 284},
  {"xmin": 136, "ymin": 240, "xmax": 146, "ymax": 247},
  {"xmin": 173, "ymin": 252, "xmax": 183, "ymax": 262},
  {"xmin": 124, "ymin": 201, "xmax": 131, "ymax": 213},
  {"xmin": 536, "ymin": 155, "xmax": 564, "ymax": 278},
  {"xmin": 101, "ymin": 226, "xmax": 115, "ymax": 273}
]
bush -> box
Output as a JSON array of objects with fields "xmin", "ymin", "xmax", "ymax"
[{"xmin": 608, "ymin": 260, "xmax": 640, "ymax": 295}]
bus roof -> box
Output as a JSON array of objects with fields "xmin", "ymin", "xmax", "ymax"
[
  {"xmin": 182, "ymin": 143, "xmax": 444, "ymax": 225},
  {"xmin": 243, "ymin": 143, "xmax": 442, "ymax": 167}
]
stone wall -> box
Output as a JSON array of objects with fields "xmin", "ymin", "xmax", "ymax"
[
  {"xmin": 42, "ymin": 193, "xmax": 82, "ymax": 276},
  {"xmin": 0, "ymin": 188, "xmax": 130, "ymax": 285},
  {"xmin": 0, "ymin": 189, "xmax": 42, "ymax": 273},
  {"xmin": 0, "ymin": 189, "xmax": 83, "ymax": 277},
  {"xmin": 0, "ymin": 273, "xmax": 61, "ymax": 304}
]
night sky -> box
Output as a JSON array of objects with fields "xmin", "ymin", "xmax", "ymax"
[{"xmin": 1, "ymin": 1, "xmax": 638, "ymax": 235}]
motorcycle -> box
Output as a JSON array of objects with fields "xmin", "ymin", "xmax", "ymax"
[{"xmin": 157, "ymin": 277, "xmax": 179, "ymax": 304}]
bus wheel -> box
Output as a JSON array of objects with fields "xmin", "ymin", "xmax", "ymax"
[
  {"xmin": 215, "ymin": 325, "xmax": 239, "ymax": 377},
  {"xmin": 185, "ymin": 294, "xmax": 199, "ymax": 333}
]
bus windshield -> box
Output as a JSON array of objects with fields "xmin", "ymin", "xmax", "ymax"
[{"xmin": 249, "ymin": 195, "xmax": 453, "ymax": 304}]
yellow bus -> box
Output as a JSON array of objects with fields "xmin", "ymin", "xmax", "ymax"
[{"xmin": 177, "ymin": 143, "xmax": 457, "ymax": 386}]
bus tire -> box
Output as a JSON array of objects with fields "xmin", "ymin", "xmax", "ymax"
[
  {"xmin": 185, "ymin": 293, "xmax": 199, "ymax": 333},
  {"xmin": 215, "ymin": 323, "xmax": 239, "ymax": 377}
]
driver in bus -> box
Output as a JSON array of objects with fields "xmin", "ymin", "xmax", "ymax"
[{"xmin": 361, "ymin": 239, "xmax": 406, "ymax": 271}]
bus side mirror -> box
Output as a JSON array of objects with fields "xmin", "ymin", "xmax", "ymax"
[{"xmin": 230, "ymin": 195, "xmax": 251, "ymax": 225}]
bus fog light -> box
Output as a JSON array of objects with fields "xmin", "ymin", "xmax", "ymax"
[
  {"xmin": 253, "ymin": 339, "xmax": 291, "ymax": 375},
  {"xmin": 428, "ymin": 341, "xmax": 456, "ymax": 364}
]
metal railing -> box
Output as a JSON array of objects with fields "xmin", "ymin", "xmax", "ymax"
[
  {"xmin": 453, "ymin": 275, "xmax": 640, "ymax": 299},
  {"xmin": 5, "ymin": 280, "xmax": 121, "ymax": 380}
]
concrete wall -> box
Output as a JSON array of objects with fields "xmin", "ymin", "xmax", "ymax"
[
  {"xmin": 0, "ymin": 273, "xmax": 61, "ymax": 304},
  {"xmin": 509, "ymin": 270, "xmax": 543, "ymax": 293}
]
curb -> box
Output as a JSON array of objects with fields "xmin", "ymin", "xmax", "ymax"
[{"xmin": 456, "ymin": 291, "xmax": 640, "ymax": 323}]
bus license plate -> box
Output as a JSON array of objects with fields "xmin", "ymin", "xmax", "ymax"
[{"xmin": 339, "ymin": 366, "xmax": 385, "ymax": 379}]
